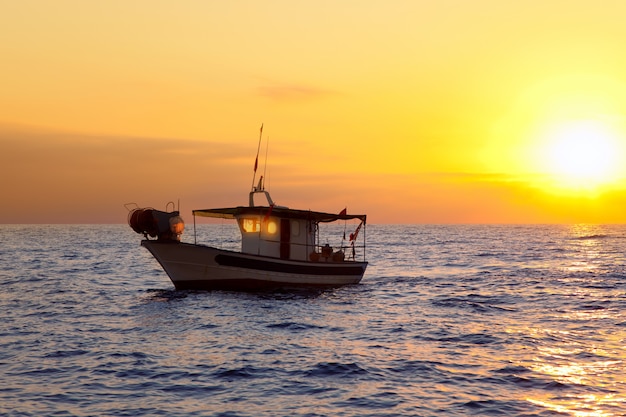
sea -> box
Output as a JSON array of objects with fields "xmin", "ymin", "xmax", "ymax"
[{"xmin": 1, "ymin": 224, "xmax": 625, "ymax": 417}]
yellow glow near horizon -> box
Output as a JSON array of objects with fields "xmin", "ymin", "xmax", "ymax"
[
  {"xmin": 492, "ymin": 73, "xmax": 626, "ymax": 199},
  {"xmin": 538, "ymin": 119, "xmax": 624, "ymax": 193}
]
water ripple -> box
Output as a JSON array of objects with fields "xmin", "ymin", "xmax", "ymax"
[{"xmin": 1, "ymin": 224, "xmax": 626, "ymax": 416}]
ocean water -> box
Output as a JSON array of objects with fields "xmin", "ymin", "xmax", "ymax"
[{"xmin": 1, "ymin": 224, "xmax": 625, "ymax": 416}]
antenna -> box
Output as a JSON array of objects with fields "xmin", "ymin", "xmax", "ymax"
[{"xmin": 262, "ymin": 136, "xmax": 269, "ymax": 190}]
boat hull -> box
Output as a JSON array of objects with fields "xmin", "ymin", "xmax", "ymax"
[{"xmin": 141, "ymin": 240, "xmax": 367, "ymax": 290}]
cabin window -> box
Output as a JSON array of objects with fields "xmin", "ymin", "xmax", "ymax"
[
  {"xmin": 267, "ymin": 220, "xmax": 277, "ymax": 234},
  {"xmin": 291, "ymin": 220, "xmax": 300, "ymax": 237},
  {"xmin": 241, "ymin": 218, "xmax": 260, "ymax": 233}
]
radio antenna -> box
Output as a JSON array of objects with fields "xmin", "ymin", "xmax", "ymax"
[{"xmin": 262, "ymin": 136, "xmax": 269, "ymax": 190}]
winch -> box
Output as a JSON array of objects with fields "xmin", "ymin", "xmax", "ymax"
[{"xmin": 128, "ymin": 207, "xmax": 184, "ymax": 241}]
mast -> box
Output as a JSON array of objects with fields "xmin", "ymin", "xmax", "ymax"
[{"xmin": 248, "ymin": 124, "xmax": 275, "ymax": 207}]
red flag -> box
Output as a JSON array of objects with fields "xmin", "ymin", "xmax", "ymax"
[
  {"xmin": 254, "ymin": 123, "xmax": 263, "ymax": 172},
  {"xmin": 339, "ymin": 208, "xmax": 347, "ymax": 216},
  {"xmin": 349, "ymin": 221, "xmax": 362, "ymax": 241}
]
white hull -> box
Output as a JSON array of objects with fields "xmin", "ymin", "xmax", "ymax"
[{"xmin": 142, "ymin": 240, "xmax": 367, "ymax": 290}]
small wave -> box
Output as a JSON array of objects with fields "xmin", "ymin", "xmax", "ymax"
[
  {"xmin": 463, "ymin": 399, "xmax": 501, "ymax": 409},
  {"xmin": 576, "ymin": 303, "xmax": 609, "ymax": 311},
  {"xmin": 431, "ymin": 296, "xmax": 514, "ymax": 313},
  {"xmin": 606, "ymin": 271, "xmax": 626, "ymax": 280},
  {"xmin": 385, "ymin": 359, "xmax": 442, "ymax": 375},
  {"xmin": 213, "ymin": 365, "xmax": 267, "ymax": 380},
  {"xmin": 109, "ymin": 351, "xmax": 151, "ymax": 360},
  {"xmin": 437, "ymin": 332, "xmax": 502, "ymax": 346},
  {"xmin": 160, "ymin": 383, "xmax": 223, "ymax": 395},
  {"xmin": 572, "ymin": 234, "xmax": 610, "ymax": 240},
  {"xmin": 494, "ymin": 365, "xmax": 532, "ymax": 375},
  {"xmin": 333, "ymin": 391, "xmax": 401, "ymax": 409},
  {"xmin": 43, "ymin": 349, "xmax": 90, "ymax": 359},
  {"xmin": 266, "ymin": 322, "xmax": 324, "ymax": 331},
  {"xmin": 460, "ymin": 399, "xmax": 535, "ymax": 415},
  {"xmin": 305, "ymin": 362, "xmax": 369, "ymax": 379},
  {"xmin": 476, "ymin": 370, "xmax": 573, "ymax": 392}
]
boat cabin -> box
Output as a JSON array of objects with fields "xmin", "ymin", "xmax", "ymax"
[
  {"xmin": 237, "ymin": 211, "xmax": 314, "ymax": 260},
  {"xmin": 192, "ymin": 189, "xmax": 366, "ymax": 263}
]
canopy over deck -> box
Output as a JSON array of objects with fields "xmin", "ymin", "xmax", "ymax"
[{"xmin": 193, "ymin": 206, "xmax": 366, "ymax": 223}]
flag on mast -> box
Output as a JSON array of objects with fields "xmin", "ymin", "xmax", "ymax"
[
  {"xmin": 350, "ymin": 221, "xmax": 363, "ymax": 241},
  {"xmin": 253, "ymin": 123, "xmax": 263, "ymax": 173}
]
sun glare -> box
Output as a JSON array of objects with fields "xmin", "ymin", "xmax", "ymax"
[{"xmin": 538, "ymin": 120, "xmax": 624, "ymax": 193}]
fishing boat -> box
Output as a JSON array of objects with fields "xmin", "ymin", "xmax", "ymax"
[{"xmin": 127, "ymin": 130, "xmax": 367, "ymax": 291}]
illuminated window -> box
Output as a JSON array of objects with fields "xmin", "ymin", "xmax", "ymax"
[
  {"xmin": 242, "ymin": 218, "xmax": 260, "ymax": 233},
  {"xmin": 267, "ymin": 220, "xmax": 277, "ymax": 234}
]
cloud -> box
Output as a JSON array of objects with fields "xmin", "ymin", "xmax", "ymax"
[{"xmin": 0, "ymin": 124, "xmax": 254, "ymax": 223}]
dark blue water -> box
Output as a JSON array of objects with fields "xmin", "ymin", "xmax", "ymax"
[{"xmin": 1, "ymin": 224, "xmax": 625, "ymax": 416}]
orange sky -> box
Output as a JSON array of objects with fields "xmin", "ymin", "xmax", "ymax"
[{"xmin": 2, "ymin": 1, "xmax": 626, "ymax": 223}]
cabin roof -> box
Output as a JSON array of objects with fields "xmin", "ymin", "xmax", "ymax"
[{"xmin": 193, "ymin": 206, "xmax": 366, "ymax": 223}]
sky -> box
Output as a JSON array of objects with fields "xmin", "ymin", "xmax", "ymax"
[{"xmin": 2, "ymin": 0, "xmax": 626, "ymax": 224}]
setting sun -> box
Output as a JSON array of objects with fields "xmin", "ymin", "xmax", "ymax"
[{"xmin": 538, "ymin": 119, "xmax": 624, "ymax": 193}]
